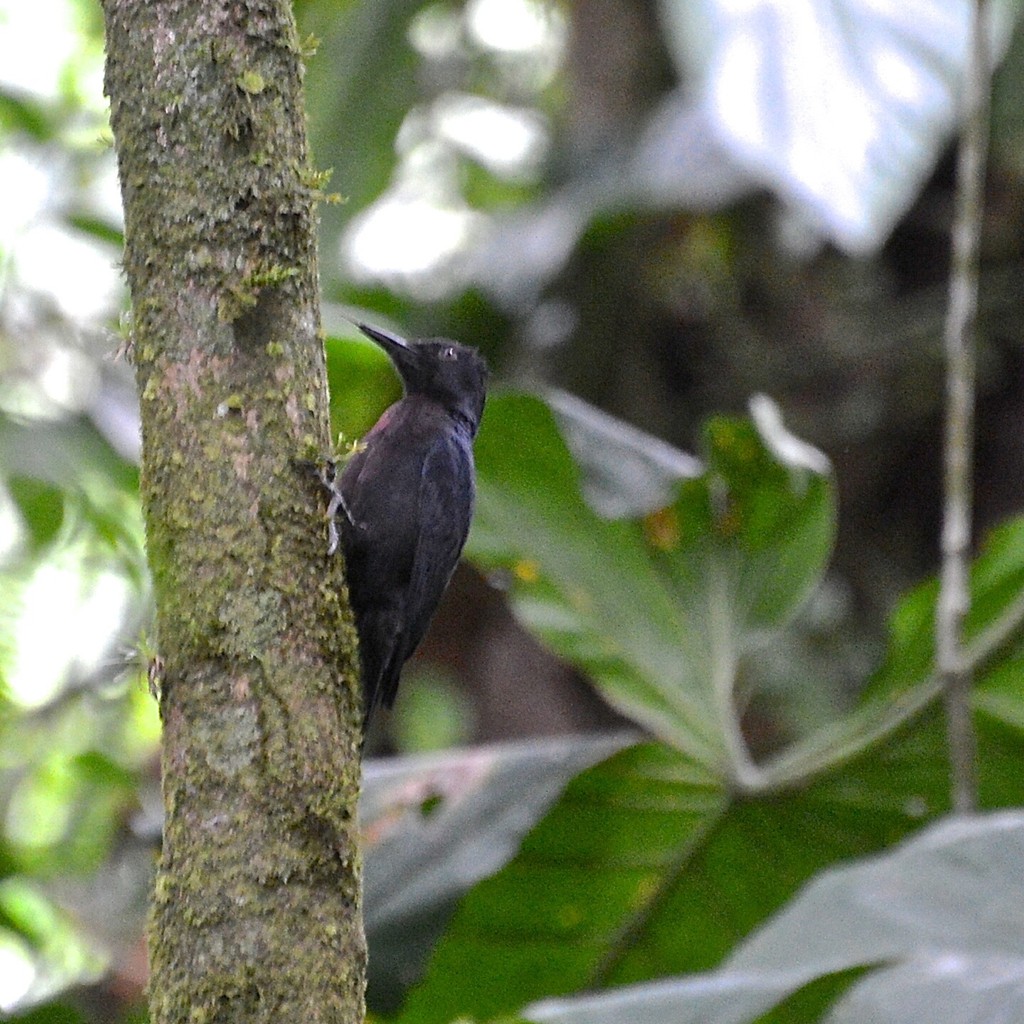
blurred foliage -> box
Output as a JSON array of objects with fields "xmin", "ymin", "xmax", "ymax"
[
  {"xmin": 0, "ymin": 0, "xmax": 150, "ymax": 1016},
  {"xmin": 390, "ymin": 393, "xmax": 1024, "ymax": 1024},
  {"xmin": 2, "ymin": 0, "xmax": 1024, "ymax": 1023}
]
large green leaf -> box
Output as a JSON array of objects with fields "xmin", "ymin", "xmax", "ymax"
[
  {"xmin": 468, "ymin": 391, "xmax": 836, "ymax": 776},
  {"xmin": 360, "ymin": 733, "xmax": 635, "ymax": 1013},
  {"xmin": 524, "ymin": 811, "xmax": 1024, "ymax": 1024},
  {"xmin": 395, "ymin": 700, "xmax": 1024, "ymax": 1024},
  {"xmin": 395, "ymin": 742, "xmax": 728, "ymax": 1024},
  {"xmin": 388, "ymin": 390, "xmax": 1024, "ymax": 1024}
]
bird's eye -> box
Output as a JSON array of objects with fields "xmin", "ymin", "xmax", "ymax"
[{"xmin": 443, "ymin": 346, "xmax": 456, "ymax": 360}]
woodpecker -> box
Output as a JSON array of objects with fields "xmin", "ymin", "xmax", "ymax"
[{"xmin": 328, "ymin": 322, "xmax": 488, "ymax": 724}]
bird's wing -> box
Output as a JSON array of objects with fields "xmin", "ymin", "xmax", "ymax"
[
  {"xmin": 339, "ymin": 414, "xmax": 426, "ymax": 716},
  {"xmin": 377, "ymin": 434, "xmax": 474, "ymax": 708}
]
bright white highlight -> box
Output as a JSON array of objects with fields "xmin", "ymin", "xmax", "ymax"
[
  {"xmin": 434, "ymin": 94, "xmax": 547, "ymax": 176},
  {"xmin": 6, "ymin": 557, "xmax": 133, "ymax": 708},
  {"xmin": 466, "ymin": 0, "xmax": 559, "ymax": 53}
]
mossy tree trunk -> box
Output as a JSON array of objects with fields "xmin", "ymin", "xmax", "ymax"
[{"xmin": 101, "ymin": 2, "xmax": 365, "ymax": 1021}]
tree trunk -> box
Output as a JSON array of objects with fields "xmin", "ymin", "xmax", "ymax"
[{"xmin": 100, "ymin": 2, "xmax": 365, "ymax": 1021}]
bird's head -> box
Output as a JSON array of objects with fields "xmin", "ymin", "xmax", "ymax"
[{"xmin": 357, "ymin": 322, "xmax": 488, "ymax": 434}]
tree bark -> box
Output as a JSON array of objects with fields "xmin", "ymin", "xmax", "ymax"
[{"xmin": 100, "ymin": 2, "xmax": 365, "ymax": 1021}]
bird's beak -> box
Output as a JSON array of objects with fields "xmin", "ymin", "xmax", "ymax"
[
  {"xmin": 357, "ymin": 322, "xmax": 421, "ymax": 388},
  {"xmin": 357, "ymin": 322, "xmax": 412, "ymax": 355}
]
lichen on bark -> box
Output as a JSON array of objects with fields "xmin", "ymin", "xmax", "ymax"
[{"xmin": 100, "ymin": 2, "xmax": 365, "ymax": 1021}]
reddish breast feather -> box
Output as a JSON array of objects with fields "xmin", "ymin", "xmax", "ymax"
[
  {"xmin": 367, "ymin": 404, "xmax": 398, "ymax": 437},
  {"xmin": 365, "ymin": 396, "xmax": 447, "ymax": 446}
]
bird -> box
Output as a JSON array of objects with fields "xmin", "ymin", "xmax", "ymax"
[{"xmin": 327, "ymin": 321, "xmax": 488, "ymax": 726}]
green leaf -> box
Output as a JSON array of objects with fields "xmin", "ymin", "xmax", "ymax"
[
  {"xmin": 397, "ymin": 388, "xmax": 1024, "ymax": 1024},
  {"xmin": 398, "ymin": 700, "xmax": 1024, "ymax": 1024},
  {"xmin": 5, "ymin": 1003, "xmax": 91, "ymax": 1024},
  {"xmin": 69, "ymin": 752, "xmax": 135, "ymax": 790},
  {"xmin": 390, "ymin": 523, "xmax": 1024, "ymax": 1024},
  {"xmin": 396, "ymin": 742, "xmax": 727, "ymax": 1024},
  {"xmin": 762, "ymin": 517, "xmax": 1024, "ymax": 787},
  {"xmin": 65, "ymin": 213, "xmax": 123, "ymax": 249},
  {"xmin": 7, "ymin": 477, "xmax": 65, "ymax": 551},
  {"xmin": 394, "ymin": 716, "xmax": 940, "ymax": 1024},
  {"xmin": 0, "ymin": 90, "xmax": 53, "ymax": 139},
  {"xmin": 471, "ymin": 394, "xmax": 716, "ymax": 761},
  {"xmin": 325, "ymin": 331, "xmax": 402, "ymax": 442},
  {"xmin": 362, "ymin": 733, "xmax": 635, "ymax": 1013},
  {"xmin": 0, "ymin": 413, "xmax": 145, "ymax": 582},
  {"xmin": 469, "ymin": 391, "xmax": 836, "ymax": 774},
  {"xmin": 523, "ymin": 811, "xmax": 1024, "ymax": 1024}
]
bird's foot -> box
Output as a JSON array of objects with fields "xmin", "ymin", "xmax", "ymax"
[{"xmin": 319, "ymin": 459, "xmax": 359, "ymax": 555}]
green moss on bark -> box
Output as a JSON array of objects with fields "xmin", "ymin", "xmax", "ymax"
[{"xmin": 101, "ymin": 1, "xmax": 365, "ymax": 1021}]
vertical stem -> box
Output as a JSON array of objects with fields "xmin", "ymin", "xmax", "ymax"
[{"xmin": 938, "ymin": 0, "xmax": 991, "ymax": 815}]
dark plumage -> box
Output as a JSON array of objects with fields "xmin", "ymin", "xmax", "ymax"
[{"xmin": 330, "ymin": 322, "xmax": 488, "ymax": 724}]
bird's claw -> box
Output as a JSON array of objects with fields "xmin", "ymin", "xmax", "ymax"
[{"xmin": 319, "ymin": 459, "xmax": 359, "ymax": 555}]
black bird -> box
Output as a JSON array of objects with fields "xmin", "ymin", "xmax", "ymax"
[{"xmin": 328, "ymin": 322, "xmax": 488, "ymax": 724}]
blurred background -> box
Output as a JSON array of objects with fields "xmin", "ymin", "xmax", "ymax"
[{"xmin": 2, "ymin": 0, "xmax": 1023, "ymax": 1020}]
